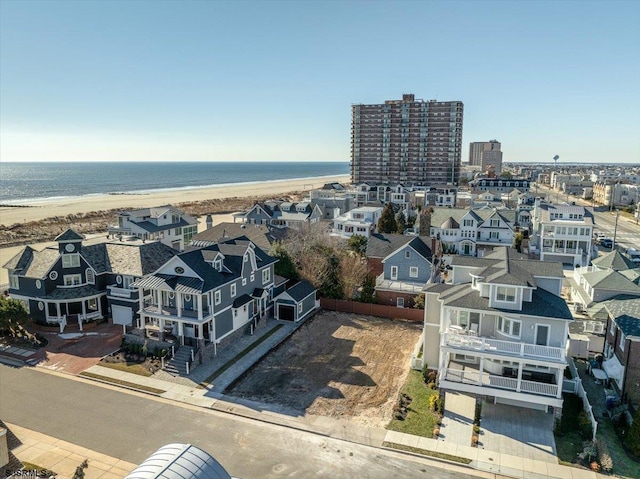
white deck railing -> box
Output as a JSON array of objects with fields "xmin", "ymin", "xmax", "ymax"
[
  {"xmin": 440, "ymin": 367, "xmax": 559, "ymax": 397},
  {"xmin": 443, "ymin": 331, "xmax": 565, "ymax": 361}
]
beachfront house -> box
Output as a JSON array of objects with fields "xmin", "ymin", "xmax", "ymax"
[
  {"xmin": 331, "ymin": 206, "xmax": 383, "ymax": 239},
  {"xmin": 3, "ymin": 229, "xmax": 176, "ymax": 330},
  {"xmin": 422, "ymin": 247, "xmax": 572, "ymax": 414},
  {"xmin": 132, "ymin": 237, "xmax": 278, "ymax": 356},
  {"xmin": 108, "ymin": 205, "xmax": 198, "ymax": 251}
]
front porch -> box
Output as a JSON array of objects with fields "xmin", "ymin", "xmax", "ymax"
[
  {"xmin": 438, "ymin": 358, "xmax": 564, "ymax": 408},
  {"xmin": 40, "ymin": 287, "xmax": 105, "ymax": 330}
]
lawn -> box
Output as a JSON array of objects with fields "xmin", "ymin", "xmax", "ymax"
[
  {"xmin": 386, "ymin": 370, "xmax": 441, "ymax": 437},
  {"xmin": 98, "ymin": 361, "xmax": 153, "ymax": 377},
  {"xmin": 597, "ymin": 420, "xmax": 640, "ymax": 479}
]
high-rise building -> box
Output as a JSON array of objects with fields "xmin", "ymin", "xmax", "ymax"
[
  {"xmin": 350, "ymin": 94, "xmax": 464, "ymax": 186},
  {"xmin": 468, "ymin": 140, "xmax": 501, "ymax": 168}
]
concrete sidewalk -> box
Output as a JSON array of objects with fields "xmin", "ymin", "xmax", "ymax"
[
  {"xmin": 438, "ymin": 392, "xmax": 475, "ymax": 445},
  {"xmin": 4, "ymin": 422, "xmax": 136, "ymax": 479}
]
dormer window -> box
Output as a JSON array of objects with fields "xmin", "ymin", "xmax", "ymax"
[
  {"xmin": 62, "ymin": 254, "xmax": 80, "ymax": 268},
  {"xmin": 496, "ymin": 286, "xmax": 516, "ymax": 302},
  {"xmin": 214, "ymin": 259, "xmax": 222, "ymax": 271}
]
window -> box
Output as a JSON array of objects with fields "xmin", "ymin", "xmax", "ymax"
[
  {"xmin": 86, "ymin": 269, "xmax": 95, "ymax": 284},
  {"xmin": 498, "ymin": 317, "xmax": 521, "ymax": 337},
  {"xmin": 409, "ymin": 267, "xmax": 418, "ymax": 278},
  {"xmin": 88, "ymin": 298, "xmax": 97, "ymax": 309},
  {"xmin": 463, "ymin": 219, "xmax": 473, "ymax": 226},
  {"xmin": 262, "ymin": 269, "xmax": 270, "ymax": 284},
  {"xmin": 250, "ymin": 274, "xmax": 255, "ymax": 282},
  {"xmin": 231, "ymin": 284, "xmax": 236, "ymax": 297},
  {"xmin": 619, "ymin": 333, "xmax": 626, "ymax": 351},
  {"xmin": 63, "ymin": 274, "xmax": 81, "ymax": 286},
  {"xmin": 215, "ymin": 290, "xmax": 221, "ymax": 305},
  {"xmin": 405, "ymin": 250, "xmax": 411, "ymax": 258},
  {"xmin": 242, "ymin": 279, "xmax": 247, "ymax": 286},
  {"xmin": 49, "ymin": 271, "xmax": 58, "ymax": 280},
  {"xmin": 457, "ymin": 310, "xmax": 469, "ymax": 328},
  {"xmin": 175, "ymin": 227, "xmax": 182, "ymax": 235},
  {"xmin": 496, "ymin": 286, "xmax": 516, "ymax": 302},
  {"xmin": 397, "ymin": 297, "xmax": 404, "ymax": 308},
  {"xmin": 9, "ymin": 275, "xmax": 19, "ymax": 289},
  {"xmin": 298, "ymin": 303, "xmax": 303, "ymax": 314},
  {"xmin": 490, "ymin": 219, "xmax": 499, "ymax": 227},
  {"xmin": 17, "ymin": 299, "xmax": 30, "ymax": 313},
  {"xmin": 184, "ymin": 294, "xmax": 191, "ymax": 302},
  {"xmin": 62, "ymin": 254, "xmax": 80, "ymax": 268},
  {"xmin": 490, "ymin": 231, "xmax": 499, "ymax": 239}
]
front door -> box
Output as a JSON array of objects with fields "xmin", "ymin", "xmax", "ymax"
[
  {"xmin": 391, "ymin": 266, "xmax": 398, "ymax": 280},
  {"xmin": 535, "ymin": 324, "xmax": 549, "ymax": 346},
  {"xmin": 463, "ymin": 243, "xmax": 471, "ymax": 255}
]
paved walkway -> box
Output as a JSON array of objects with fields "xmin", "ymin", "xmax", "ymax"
[
  {"xmin": 438, "ymin": 392, "xmax": 476, "ymax": 445},
  {"xmin": 3, "ymin": 422, "xmax": 136, "ymax": 479}
]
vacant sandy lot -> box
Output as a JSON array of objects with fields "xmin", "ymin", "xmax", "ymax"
[{"xmin": 227, "ymin": 311, "xmax": 422, "ymax": 428}]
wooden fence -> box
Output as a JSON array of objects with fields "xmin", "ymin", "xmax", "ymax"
[{"xmin": 319, "ymin": 298, "xmax": 424, "ymax": 322}]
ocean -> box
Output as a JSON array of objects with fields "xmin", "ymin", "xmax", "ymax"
[{"xmin": 0, "ymin": 161, "xmax": 350, "ymax": 204}]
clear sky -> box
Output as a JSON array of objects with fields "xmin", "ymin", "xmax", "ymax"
[{"xmin": 1, "ymin": 0, "xmax": 639, "ymax": 163}]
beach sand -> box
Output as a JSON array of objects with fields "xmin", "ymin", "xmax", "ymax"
[{"xmin": 0, "ymin": 175, "xmax": 350, "ymax": 226}]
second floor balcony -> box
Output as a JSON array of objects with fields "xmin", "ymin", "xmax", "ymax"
[
  {"xmin": 442, "ymin": 329, "xmax": 566, "ymax": 362},
  {"xmin": 375, "ymin": 273, "xmax": 426, "ymax": 294},
  {"xmin": 142, "ymin": 299, "xmax": 208, "ymax": 321}
]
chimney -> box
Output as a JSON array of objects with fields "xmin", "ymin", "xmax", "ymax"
[{"xmin": 206, "ymin": 215, "xmax": 213, "ymax": 230}]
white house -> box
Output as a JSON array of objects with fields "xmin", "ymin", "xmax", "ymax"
[
  {"xmin": 531, "ymin": 201, "xmax": 595, "ymax": 266},
  {"xmin": 331, "ymin": 206, "xmax": 383, "ymax": 239},
  {"xmin": 422, "ymin": 247, "xmax": 572, "ymax": 413}
]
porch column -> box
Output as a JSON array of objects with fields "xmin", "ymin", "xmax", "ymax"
[
  {"xmin": 97, "ymin": 296, "xmax": 103, "ymax": 315},
  {"xmin": 177, "ymin": 293, "xmax": 182, "ymax": 318},
  {"xmin": 178, "ymin": 321, "xmax": 184, "ymax": 345},
  {"xmin": 81, "ymin": 301, "xmax": 86, "ymax": 319},
  {"xmin": 157, "ymin": 290, "xmax": 162, "ymax": 310},
  {"xmin": 209, "ymin": 320, "xmax": 214, "ymax": 342},
  {"xmin": 197, "ymin": 295, "xmax": 203, "ymax": 321},
  {"xmin": 159, "ymin": 318, "xmax": 165, "ymax": 341},
  {"xmin": 478, "ymin": 357, "xmax": 484, "ymax": 386},
  {"xmin": 138, "ymin": 290, "xmax": 145, "ymax": 326},
  {"xmin": 197, "ymin": 324, "xmax": 203, "ymax": 339},
  {"xmin": 516, "ymin": 362, "xmax": 523, "ymax": 392},
  {"xmin": 556, "ymin": 368, "xmax": 563, "ymax": 398},
  {"xmin": 56, "ymin": 302, "xmax": 61, "ymax": 318}
]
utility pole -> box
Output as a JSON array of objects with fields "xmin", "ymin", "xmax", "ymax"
[{"xmin": 613, "ymin": 209, "xmax": 620, "ymax": 250}]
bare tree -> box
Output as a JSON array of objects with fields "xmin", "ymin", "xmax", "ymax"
[{"xmin": 338, "ymin": 251, "xmax": 370, "ymax": 300}]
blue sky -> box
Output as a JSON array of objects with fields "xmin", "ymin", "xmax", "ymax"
[{"xmin": 1, "ymin": 0, "xmax": 639, "ymax": 163}]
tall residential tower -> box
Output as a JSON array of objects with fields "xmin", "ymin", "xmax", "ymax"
[
  {"xmin": 468, "ymin": 140, "xmax": 502, "ymax": 173},
  {"xmin": 350, "ymin": 94, "xmax": 464, "ymax": 185}
]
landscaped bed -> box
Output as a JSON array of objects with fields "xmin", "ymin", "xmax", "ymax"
[
  {"xmin": 226, "ymin": 311, "xmax": 422, "ymax": 427},
  {"xmin": 99, "ymin": 343, "xmax": 168, "ymax": 376}
]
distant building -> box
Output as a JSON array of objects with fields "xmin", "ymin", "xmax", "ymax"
[
  {"xmin": 469, "ymin": 140, "xmax": 501, "ymax": 168},
  {"xmin": 351, "ymin": 94, "xmax": 464, "ymax": 185}
]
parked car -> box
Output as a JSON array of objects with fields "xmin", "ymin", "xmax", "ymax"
[{"xmin": 599, "ymin": 238, "xmax": 613, "ymax": 248}]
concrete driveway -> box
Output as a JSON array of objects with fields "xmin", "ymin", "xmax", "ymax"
[{"xmin": 480, "ymin": 402, "xmax": 557, "ymax": 463}]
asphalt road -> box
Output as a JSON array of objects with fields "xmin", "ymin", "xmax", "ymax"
[{"xmin": 0, "ymin": 365, "xmax": 475, "ymax": 479}]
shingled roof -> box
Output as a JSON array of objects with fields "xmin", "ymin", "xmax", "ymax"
[{"xmin": 592, "ymin": 250, "xmax": 636, "ymax": 271}]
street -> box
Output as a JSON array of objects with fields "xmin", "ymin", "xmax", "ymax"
[{"xmin": 0, "ymin": 365, "xmax": 477, "ymax": 479}]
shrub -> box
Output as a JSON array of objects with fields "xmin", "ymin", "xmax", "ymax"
[
  {"xmin": 626, "ymin": 407, "xmax": 640, "ymax": 456},
  {"xmin": 421, "ymin": 364, "xmax": 429, "ymax": 383},
  {"xmin": 428, "ymin": 394, "xmax": 443, "ymax": 414},
  {"xmin": 473, "ymin": 425, "xmax": 480, "ymax": 435}
]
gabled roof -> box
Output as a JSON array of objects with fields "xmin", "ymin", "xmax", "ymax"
[
  {"xmin": 592, "ymin": 250, "xmax": 636, "ymax": 271},
  {"xmin": 139, "ymin": 237, "xmax": 276, "ymax": 293},
  {"xmin": 129, "ymin": 217, "xmax": 195, "ymax": 233},
  {"xmin": 284, "ymin": 280, "xmax": 317, "ymax": 302},
  {"xmin": 603, "ymin": 295, "xmax": 640, "ymax": 337},
  {"xmin": 581, "ymin": 270, "xmax": 640, "ymax": 294},
  {"xmin": 619, "ymin": 268, "xmax": 640, "ymax": 285},
  {"xmin": 20, "ymin": 248, "xmax": 60, "ymax": 278},
  {"xmin": 190, "ymin": 222, "xmax": 288, "ymax": 252},
  {"xmin": 366, "ymin": 233, "xmax": 431, "ymax": 259},
  {"xmin": 440, "ymin": 217, "xmax": 459, "ymax": 229},
  {"xmin": 55, "ymin": 229, "xmax": 84, "ymax": 242}
]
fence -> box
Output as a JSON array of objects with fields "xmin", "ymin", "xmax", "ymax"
[
  {"xmin": 319, "ymin": 298, "xmax": 424, "ymax": 322},
  {"xmin": 567, "ymin": 357, "xmax": 598, "ymax": 442}
]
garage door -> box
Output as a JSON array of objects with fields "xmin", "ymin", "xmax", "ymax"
[
  {"xmin": 278, "ymin": 304, "xmax": 295, "ymax": 321},
  {"xmin": 111, "ymin": 305, "xmax": 133, "ymax": 326}
]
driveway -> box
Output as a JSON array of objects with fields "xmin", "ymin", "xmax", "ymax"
[{"xmin": 480, "ymin": 402, "xmax": 557, "ymax": 463}]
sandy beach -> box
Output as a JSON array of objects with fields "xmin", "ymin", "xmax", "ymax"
[{"xmin": 0, "ymin": 175, "xmax": 350, "ymax": 226}]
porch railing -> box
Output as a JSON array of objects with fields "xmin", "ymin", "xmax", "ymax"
[
  {"xmin": 440, "ymin": 367, "xmax": 559, "ymax": 397},
  {"xmin": 443, "ymin": 331, "xmax": 565, "ymax": 361}
]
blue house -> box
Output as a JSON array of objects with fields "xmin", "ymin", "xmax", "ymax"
[{"xmin": 3, "ymin": 229, "xmax": 176, "ymax": 330}]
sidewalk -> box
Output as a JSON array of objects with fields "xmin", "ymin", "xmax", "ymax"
[
  {"xmin": 438, "ymin": 392, "xmax": 475, "ymax": 445},
  {"xmin": 3, "ymin": 422, "xmax": 136, "ymax": 479}
]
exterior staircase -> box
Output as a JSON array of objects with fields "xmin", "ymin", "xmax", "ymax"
[{"xmin": 163, "ymin": 345, "xmax": 196, "ymax": 376}]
